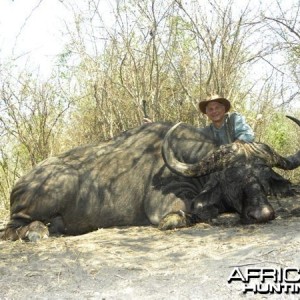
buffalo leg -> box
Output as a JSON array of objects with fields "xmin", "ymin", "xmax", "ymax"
[
  {"xmin": 3, "ymin": 221, "xmax": 49, "ymax": 242},
  {"xmin": 158, "ymin": 210, "xmax": 195, "ymax": 230}
]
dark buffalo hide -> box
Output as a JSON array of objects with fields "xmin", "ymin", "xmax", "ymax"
[{"xmin": 2, "ymin": 119, "xmax": 299, "ymax": 241}]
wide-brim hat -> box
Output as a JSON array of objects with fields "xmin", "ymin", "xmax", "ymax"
[{"xmin": 198, "ymin": 95, "xmax": 231, "ymax": 114}]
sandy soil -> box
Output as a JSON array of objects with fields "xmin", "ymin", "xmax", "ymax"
[{"xmin": 1, "ymin": 188, "xmax": 300, "ymax": 300}]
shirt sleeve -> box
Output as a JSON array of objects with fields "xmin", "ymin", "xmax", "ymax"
[{"xmin": 233, "ymin": 113, "xmax": 255, "ymax": 142}]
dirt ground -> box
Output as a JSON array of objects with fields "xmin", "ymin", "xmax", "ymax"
[{"xmin": 1, "ymin": 188, "xmax": 300, "ymax": 300}]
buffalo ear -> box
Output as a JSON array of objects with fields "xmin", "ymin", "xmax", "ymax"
[
  {"xmin": 268, "ymin": 170, "xmax": 294, "ymax": 197},
  {"xmin": 198, "ymin": 174, "xmax": 220, "ymax": 196},
  {"xmin": 191, "ymin": 174, "xmax": 223, "ymax": 213}
]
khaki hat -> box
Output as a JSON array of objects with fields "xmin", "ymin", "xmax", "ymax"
[{"xmin": 199, "ymin": 94, "xmax": 231, "ymax": 114}]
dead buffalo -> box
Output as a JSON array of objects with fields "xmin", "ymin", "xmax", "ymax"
[{"xmin": 2, "ymin": 116, "xmax": 300, "ymax": 241}]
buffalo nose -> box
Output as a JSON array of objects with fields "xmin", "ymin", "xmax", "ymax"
[{"xmin": 247, "ymin": 205, "xmax": 275, "ymax": 223}]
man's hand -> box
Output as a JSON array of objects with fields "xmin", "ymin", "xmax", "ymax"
[{"xmin": 143, "ymin": 118, "xmax": 153, "ymax": 124}]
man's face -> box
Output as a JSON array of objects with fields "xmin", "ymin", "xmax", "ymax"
[{"xmin": 205, "ymin": 101, "xmax": 226, "ymax": 123}]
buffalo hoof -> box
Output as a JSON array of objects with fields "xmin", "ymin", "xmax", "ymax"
[
  {"xmin": 26, "ymin": 230, "xmax": 48, "ymax": 242},
  {"xmin": 158, "ymin": 211, "xmax": 191, "ymax": 230},
  {"xmin": 25, "ymin": 221, "xmax": 49, "ymax": 242},
  {"xmin": 3, "ymin": 220, "xmax": 49, "ymax": 242}
]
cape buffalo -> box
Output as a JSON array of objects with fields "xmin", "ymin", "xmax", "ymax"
[{"xmin": 2, "ymin": 116, "xmax": 300, "ymax": 241}]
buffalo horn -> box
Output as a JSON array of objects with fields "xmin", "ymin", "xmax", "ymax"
[{"xmin": 162, "ymin": 116, "xmax": 300, "ymax": 177}]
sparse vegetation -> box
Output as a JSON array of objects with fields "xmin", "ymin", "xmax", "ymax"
[{"xmin": 1, "ymin": 0, "xmax": 300, "ymax": 212}]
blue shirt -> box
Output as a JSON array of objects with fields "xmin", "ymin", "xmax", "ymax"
[{"xmin": 200, "ymin": 113, "xmax": 254, "ymax": 146}]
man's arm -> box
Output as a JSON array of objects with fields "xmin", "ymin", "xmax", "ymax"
[{"xmin": 233, "ymin": 113, "xmax": 255, "ymax": 143}]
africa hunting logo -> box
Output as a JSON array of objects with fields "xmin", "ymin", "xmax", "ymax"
[{"xmin": 228, "ymin": 267, "xmax": 300, "ymax": 294}]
